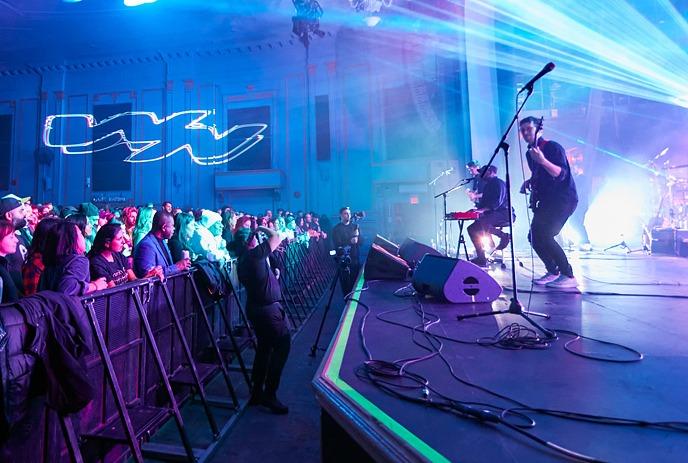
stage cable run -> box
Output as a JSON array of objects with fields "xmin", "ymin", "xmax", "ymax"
[
  {"xmin": 392, "ymin": 285, "xmax": 643, "ymax": 361},
  {"xmin": 347, "ymin": 292, "xmax": 687, "ymax": 463}
]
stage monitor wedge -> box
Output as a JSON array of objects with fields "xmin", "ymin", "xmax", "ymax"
[
  {"xmin": 365, "ymin": 243, "xmax": 410, "ymax": 281},
  {"xmin": 412, "ymin": 255, "xmax": 502, "ymax": 303},
  {"xmin": 373, "ymin": 234, "xmax": 400, "ymax": 256},
  {"xmin": 399, "ymin": 237, "xmax": 442, "ymax": 268}
]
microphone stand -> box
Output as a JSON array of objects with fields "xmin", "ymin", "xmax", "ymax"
[
  {"xmin": 429, "ymin": 171, "xmax": 447, "ymax": 255},
  {"xmin": 456, "ymin": 86, "xmax": 554, "ymax": 339},
  {"xmin": 434, "ymin": 179, "xmax": 470, "ymax": 256}
]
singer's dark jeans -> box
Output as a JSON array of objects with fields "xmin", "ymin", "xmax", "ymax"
[
  {"xmin": 247, "ymin": 302, "xmax": 291, "ymax": 397},
  {"xmin": 529, "ymin": 201, "xmax": 578, "ymax": 277},
  {"xmin": 467, "ymin": 209, "xmax": 511, "ymax": 260}
]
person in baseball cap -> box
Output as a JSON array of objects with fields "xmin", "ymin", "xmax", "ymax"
[
  {"xmin": 0, "ymin": 197, "xmax": 29, "ymax": 294},
  {"xmin": 3, "ymin": 194, "xmax": 35, "ymax": 240},
  {"xmin": 2, "ymin": 193, "xmax": 30, "ymax": 204},
  {"xmin": 0, "ymin": 197, "xmax": 22, "ymax": 219}
]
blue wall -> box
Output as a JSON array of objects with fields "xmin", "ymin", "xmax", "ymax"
[{"xmin": 0, "ymin": 27, "xmax": 470, "ymax": 242}]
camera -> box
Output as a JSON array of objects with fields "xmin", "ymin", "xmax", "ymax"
[
  {"xmin": 351, "ymin": 211, "xmax": 366, "ymax": 222},
  {"xmin": 329, "ymin": 246, "xmax": 352, "ymax": 270}
]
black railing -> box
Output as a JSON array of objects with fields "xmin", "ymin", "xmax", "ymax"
[{"xmin": 0, "ymin": 237, "xmax": 335, "ymax": 463}]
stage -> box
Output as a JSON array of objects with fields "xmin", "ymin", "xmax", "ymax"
[{"xmin": 313, "ymin": 250, "xmax": 688, "ymax": 462}]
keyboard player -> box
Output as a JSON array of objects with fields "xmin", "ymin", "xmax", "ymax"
[{"xmin": 466, "ymin": 165, "xmax": 511, "ymax": 267}]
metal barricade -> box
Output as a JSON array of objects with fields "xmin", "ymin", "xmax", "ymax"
[{"xmin": 0, "ymin": 242, "xmax": 334, "ymax": 463}]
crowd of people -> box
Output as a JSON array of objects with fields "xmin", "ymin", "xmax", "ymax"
[
  {"xmin": 0, "ymin": 196, "xmax": 331, "ymax": 303},
  {"xmin": 0, "ymin": 194, "xmax": 336, "ymax": 415}
]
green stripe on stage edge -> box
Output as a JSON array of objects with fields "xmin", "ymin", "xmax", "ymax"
[{"xmin": 323, "ymin": 270, "xmax": 450, "ymax": 463}]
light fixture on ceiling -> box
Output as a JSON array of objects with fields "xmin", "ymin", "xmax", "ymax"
[
  {"xmin": 291, "ymin": 0, "xmax": 325, "ymax": 48},
  {"xmin": 124, "ymin": 0, "xmax": 157, "ymax": 7},
  {"xmin": 363, "ymin": 15, "xmax": 382, "ymax": 27},
  {"xmin": 349, "ymin": 0, "xmax": 392, "ymax": 27}
]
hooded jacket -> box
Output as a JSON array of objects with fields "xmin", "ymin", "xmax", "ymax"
[{"xmin": 0, "ymin": 291, "xmax": 93, "ymax": 440}]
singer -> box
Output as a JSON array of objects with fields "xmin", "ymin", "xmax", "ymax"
[
  {"xmin": 467, "ymin": 165, "xmax": 511, "ymax": 267},
  {"xmin": 465, "ymin": 160, "xmax": 485, "ymax": 205},
  {"xmin": 519, "ymin": 116, "xmax": 579, "ymax": 288}
]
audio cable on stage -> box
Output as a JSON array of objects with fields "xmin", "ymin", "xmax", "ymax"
[
  {"xmin": 348, "ymin": 290, "xmax": 688, "ymax": 462},
  {"xmin": 351, "ymin": 294, "xmax": 605, "ymax": 462}
]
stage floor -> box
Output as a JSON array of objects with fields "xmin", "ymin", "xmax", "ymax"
[{"xmin": 314, "ymin": 250, "xmax": 688, "ymax": 462}]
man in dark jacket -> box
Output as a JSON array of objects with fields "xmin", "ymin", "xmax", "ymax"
[
  {"xmin": 331, "ymin": 207, "xmax": 361, "ymax": 295},
  {"xmin": 133, "ymin": 211, "xmax": 190, "ymax": 278},
  {"xmin": 236, "ymin": 225, "xmax": 290, "ymax": 415}
]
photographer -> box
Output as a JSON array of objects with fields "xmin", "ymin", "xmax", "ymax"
[
  {"xmin": 331, "ymin": 207, "xmax": 362, "ymax": 295},
  {"xmin": 235, "ymin": 223, "xmax": 290, "ymax": 415}
]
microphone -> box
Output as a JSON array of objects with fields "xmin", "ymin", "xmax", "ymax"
[{"xmin": 518, "ymin": 62, "xmax": 555, "ymax": 94}]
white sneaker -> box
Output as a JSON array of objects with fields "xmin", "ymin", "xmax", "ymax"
[
  {"xmin": 533, "ymin": 272, "xmax": 560, "ymax": 285},
  {"xmin": 545, "ymin": 275, "xmax": 579, "ymax": 288}
]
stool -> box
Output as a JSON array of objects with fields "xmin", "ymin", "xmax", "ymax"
[{"xmin": 488, "ymin": 222, "xmax": 511, "ymax": 269}]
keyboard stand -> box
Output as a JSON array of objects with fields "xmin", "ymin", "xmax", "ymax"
[{"xmin": 456, "ymin": 219, "xmax": 470, "ymax": 260}]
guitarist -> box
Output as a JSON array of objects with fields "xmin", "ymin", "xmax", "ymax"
[
  {"xmin": 465, "ymin": 160, "xmax": 485, "ymax": 205},
  {"xmin": 519, "ymin": 116, "xmax": 578, "ymax": 288}
]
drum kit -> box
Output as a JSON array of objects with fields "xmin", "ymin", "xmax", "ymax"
[
  {"xmin": 637, "ymin": 157, "xmax": 688, "ymax": 255},
  {"xmin": 649, "ymin": 162, "xmax": 688, "ymax": 230}
]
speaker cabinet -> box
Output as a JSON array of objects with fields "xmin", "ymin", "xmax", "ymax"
[
  {"xmin": 365, "ymin": 243, "xmax": 410, "ymax": 280},
  {"xmin": 675, "ymin": 229, "xmax": 688, "ymax": 257},
  {"xmin": 373, "ymin": 234, "xmax": 400, "ymax": 256},
  {"xmin": 399, "ymin": 238, "xmax": 442, "ymax": 268},
  {"xmin": 412, "ymin": 255, "xmax": 502, "ymax": 303},
  {"xmin": 651, "ymin": 227, "xmax": 676, "ymax": 255}
]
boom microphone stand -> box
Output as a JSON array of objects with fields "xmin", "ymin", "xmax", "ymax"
[
  {"xmin": 456, "ymin": 70, "xmax": 554, "ymax": 339},
  {"xmin": 434, "ymin": 179, "xmax": 470, "ymax": 255}
]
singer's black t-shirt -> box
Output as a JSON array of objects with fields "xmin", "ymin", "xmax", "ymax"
[{"xmin": 526, "ymin": 139, "xmax": 578, "ymax": 209}]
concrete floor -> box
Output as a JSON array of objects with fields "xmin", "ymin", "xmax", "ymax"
[{"xmin": 205, "ymin": 283, "xmax": 347, "ymax": 462}]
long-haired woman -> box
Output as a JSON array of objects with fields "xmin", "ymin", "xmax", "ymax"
[
  {"xmin": 87, "ymin": 223, "xmax": 138, "ymax": 286},
  {"xmin": 39, "ymin": 221, "xmax": 108, "ymax": 296},
  {"xmin": 132, "ymin": 206, "xmax": 155, "ymax": 248},
  {"xmin": 21, "ymin": 216, "xmax": 61, "ymax": 296}
]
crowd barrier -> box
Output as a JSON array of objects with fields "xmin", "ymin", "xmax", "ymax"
[{"xmin": 0, "ymin": 237, "xmax": 335, "ymax": 462}]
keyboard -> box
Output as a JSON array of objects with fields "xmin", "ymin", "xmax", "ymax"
[{"xmin": 445, "ymin": 210, "xmax": 481, "ymax": 220}]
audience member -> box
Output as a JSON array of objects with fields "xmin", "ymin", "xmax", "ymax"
[
  {"xmin": 39, "ymin": 221, "xmax": 107, "ymax": 296},
  {"xmin": 0, "ymin": 197, "xmax": 30, "ymax": 294},
  {"xmin": 88, "ymin": 223, "xmax": 143, "ymax": 287},
  {"xmin": 0, "ymin": 219, "xmax": 21, "ymax": 303},
  {"xmin": 133, "ymin": 211, "xmax": 190, "ymax": 278},
  {"xmin": 121, "ymin": 206, "xmax": 138, "ymax": 256},
  {"xmin": 78, "ymin": 202, "xmax": 100, "ymax": 251},
  {"xmin": 132, "ymin": 206, "xmax": 155, "ymax": 247},
  {"xmin": 22, "ymin": 217, "xmax": 60, "ymax": 296},
  {"xmin": 168, "ymin": 212, "xmax": 197, "ymax": 262}
]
